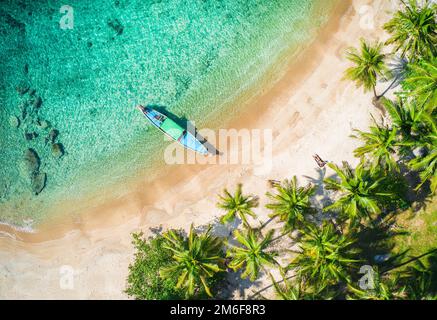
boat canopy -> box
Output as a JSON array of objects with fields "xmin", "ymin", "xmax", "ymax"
[{"xmin": 160, "ymin": 118, "xmax": 185, "ymax": 140}]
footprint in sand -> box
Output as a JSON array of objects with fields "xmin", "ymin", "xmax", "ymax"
[
  {"xmin": 334, "ymin": 42, "xmax": 347, "ymax": 61},
  {"xmin": 140, "ymin": 207, "xmax": 168, "ymax": 225},
  {"xmin": 288, "ymin": 111, "xmax": 301, "ymax": 128}
]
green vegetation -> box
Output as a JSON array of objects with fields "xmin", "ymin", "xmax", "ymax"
[
  {"xmin": 344, "ymin": 39, "xmax": 388, "ymax": 99},
  {"xmin": 125, "ymin": 232, "xmax": 184, "ymax": 300},
  {"xmin": 408, "ymin": 127, "xmax": 437, "ymax": 192},
  {"xmin": 227, "ymin": 229, "xmax": 278, "ymax": 281},
  {"xmin": 352, "ymin": 121, "xmax": 398, "ymax": 171},
  {"xmin": 395, "ymin": 201, "xmax": 437, "ymax": 256},
  {"xmin": 159, "ymin": 225, "xmax": 225, "ymax": 298},
  {"xmin": 217, "ymin": 183, "xmax": 258, "ymax": 227},
  {"xmin": 269, "ymin": 269, "xmax": 338, "ymax": 300},
  {"xmin": 402, "ymin": 58, "xmax": 437, "ymax": 112},
  {"xmin": 126, "ymin": 1, "xmax": 436, "ymax": 300},
  {"xmin": 347, "ymin": 269, "xmax": 401, "ymax": 300},
  {"xmin": 382, "ymin": 98, "xmax": 433, "ymax": 145},
  {"xmin": 323, "ymin": 161, "xmax": 395, "ymax": 225},
  {"xmin": 265, "ymin": 176, "xmax": 315, "ymax": 233},
  {"xmin": 383, "ymin": 0, "xmax": 436, "ymax": 60},
  {"xmin": 288, "ymin": 222, "xmax": 360, "ymax": 287}
]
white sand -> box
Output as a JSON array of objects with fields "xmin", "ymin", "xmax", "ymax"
[{"xmin": 0, "ymin": 0, "xmax": 397, "ymax": 299}]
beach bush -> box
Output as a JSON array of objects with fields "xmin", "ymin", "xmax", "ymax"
[
  {"xmin": 126, "ymin": 228, "xmax": 226, "ymax": 300},
  {"xmin": 125, "ymin": 232, "xmax": 184, "ymax": 300}
]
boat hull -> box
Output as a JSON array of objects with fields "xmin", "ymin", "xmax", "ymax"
[{"xmin": 138, "ymin": 106, "xmax": 209, "ymax": 156}]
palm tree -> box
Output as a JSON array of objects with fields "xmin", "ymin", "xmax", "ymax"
[
  {"xmin": 269, "ymin": 270, "xmax": 337, "ymax": 300},
  {"xmin": 226, "ymin": 229, "xmax": 278, "ymax": 281},
  {"xmin": 402, "ymin": 58, "xmax": 437, "ymax": 113},
  {"xmin": 217, "ymin": 184, "xmax": 258, "ymax": 227},
  {"xmin": 270, "ymin": 272, "xmax": 337, "ymax": 300},
  {"xmin": 352, "ymin": 120, "xmax": 399, "ymax": 171},
  {"xmin": 159, "ymin": 224, "xmax": 224, "ymax": 298},
  {"xmin": 383, "ymin": 0, "xmax": 436, "ymax": 60},
  {"xmin": 344, "ymin": 39, "xmax": 388, "ymax": 99},
  {"xmin": 288, "ymin": 222, "xmax": 360, "ymax": 287},
  {"xmin": 323, "ymin": 161, "xmax": 395, "ymax": 225},
  {"xmin": 271, "ymin": 273, "xmax": 304, "ymax": 300},
  {"xmin": 408, "ymin": 128, "xmax": 437, "ymax": 193},
  {"xmin": 382, "ymin": 98, "xmax": 434, "ymax": 145},
  {"xmin": 265, "ymin": 177, "xmax": 315, "ymax": 233}
]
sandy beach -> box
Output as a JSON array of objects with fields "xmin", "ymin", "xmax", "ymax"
[{"xmin": 0, "ymin": 0, "xmax": 396, "ymax": 299}]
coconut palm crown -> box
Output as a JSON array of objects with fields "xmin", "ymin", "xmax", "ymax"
[
  {"xmin": 159, "ymin": 224, "xmax": 224, "ymax": 298},
  {"xmin": 382, "ymin": 97, "xmax": 434, "ymax": 145},
  {"xmin": 352, "ymin": 119, "xmax": 399, "ymax": 171},
  {"xmin": 323, "ymin": 161, "xmax": 395, "ymax": 224},
  {"xmin": 265, "ymin": 176, "xmax": 316, "ymax": 233},
  {"xmin": 217, "ymin": 183, "xmax": 258, "ymax": 227},
  {"xmin": 226, "ymin": 229, "xmax": 278, "ymax": 281},
  {"xmin": 402, "ymin": 58, "xmax": 437, "ymax": 113},
  {"xmin": 383, "ymin": 0, "xmax": 437, "ymax": 60},
  {"xmin": 408, "ymin": 128, "xmax": 437, "ymax": 193},
  {"xmin": 344, "ymin": 39, "xmax": 388, "ymax": 98},
  {"xmin": 288, "ymin": 222, "xmax": 360, "ymax": 287}
]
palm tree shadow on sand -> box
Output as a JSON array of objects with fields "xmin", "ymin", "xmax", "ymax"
[
  {"xmin": 216, "ymin": 269, "xmax": 262, "ymax": 299},
  {"xmin": 303, "ymin": 167, "xmax": 336, "ymax": 210},
  {"xmin": 145, "ymin": 104, "xmax": 221, "ymax": 155}
]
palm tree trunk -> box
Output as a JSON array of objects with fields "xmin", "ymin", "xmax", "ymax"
[
  {"xmin": 331, "ymin": 218, "xmax": 343, "ymax": 235},
  {"xmin": 240, "ymin": 214, "xmax": 252, "ymax": 230},
  {"xmin": 271, "ymin": 230, "xmax": 293, "ymax": 243},
  {"xmin": 399, "ymin": 0, "xmax": 411, "ymax": 13},
  {"xmin": 379, "ymin": 76, "xmax": 399, "ymax": 98},
  {"xmin": 258, "ymin": 217, "xmax": 275, "ymax": 231},
  {"xmin": 373, "ymin": 86, "xmax": 379, "ymax": 100},
  {"xmin": 248, "ymin": 274, "xmax": 297, "ymax": 299}
]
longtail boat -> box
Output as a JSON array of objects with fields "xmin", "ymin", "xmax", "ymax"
[{"xmin": 137, "ymin": 105, "xmax": 209, "ymax": 155}]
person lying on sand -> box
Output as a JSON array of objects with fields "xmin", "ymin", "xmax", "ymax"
[{"xmin": 313, "ymin": 154, "xmax": 328, "ymax": 168}]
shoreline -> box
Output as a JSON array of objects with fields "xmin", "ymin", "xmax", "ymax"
[
  {"xmin": 0, "ymin": 0, "xmax": 395, "ymax": 299},
  {"xmin": 0, "ymin": 0, "xmax": 336, "ymax": 230},
  {"xmin": 0, "ymin": 0, "xmax": 349, "ymax": 242}
]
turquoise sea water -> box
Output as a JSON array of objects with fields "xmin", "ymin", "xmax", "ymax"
[{"xmin": 0, "ymin": 0, "xmax": 336, "ymax": 227}]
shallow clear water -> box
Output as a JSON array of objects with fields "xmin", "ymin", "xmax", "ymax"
[{"xmin": 0, "ymin": 0, "xmax": 335, "ymax": 226}]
